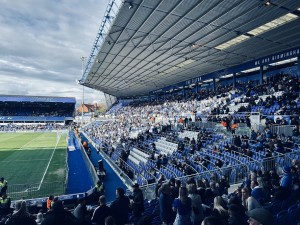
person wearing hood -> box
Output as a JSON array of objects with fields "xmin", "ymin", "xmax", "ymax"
[{"xmin": 280, "ymin": 166, "xmax": 293, "ymax": 191}]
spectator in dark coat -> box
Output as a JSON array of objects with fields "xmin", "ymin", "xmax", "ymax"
[
  {"xmin": 73, "ymin": 198, "xmax": 89, "ymax": 225},
  {"xmin": 110, "ymin": 187, "xmax": 130, "ymax": 225},
  {"xmin": 5, "ymin": 200, "xmax": 37, "ymax": 225},
  {"xmin": 159, "ymin": 183, "xmax": 176, "ymax": 225},
  {"xmin": 227, "ymin": 204, "xmax": 247, "ymax": 225},
  {"xmin": 41, "ymin": 201, "xmax": 79, "ymax": 225},
  {"xmin": 91, "ymin": 195, "xmax": 112, "ymax": 225},
  {"xmin": 130, "ymin": 183, "xmax": 144, "ymax": 223}
]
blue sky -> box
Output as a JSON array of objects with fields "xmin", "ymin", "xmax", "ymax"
[{"xmin": 0, "ymin": 0, "xmax": 110, "ymax": 104}]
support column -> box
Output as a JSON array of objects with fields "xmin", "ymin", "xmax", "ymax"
[
  {"xmin": 297, "ymin": 57, "xmax": 300, "ymax": 78},
  {"xmin": 233, "ymin": 73, "xmax": 236, "ymax": 88},
  {"xmin": 260, "ymin": 65, "xmax": 264, "ymax": 84},
  {"xmin": 213, "ymin": 78, "xmax": 216, "ymax": 91}
]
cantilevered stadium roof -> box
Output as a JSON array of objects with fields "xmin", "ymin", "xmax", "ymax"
[{"xmin": 81, "ymin": 0, "xmax": 300, "ymax": 98}]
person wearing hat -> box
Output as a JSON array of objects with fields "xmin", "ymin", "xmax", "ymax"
[
  {"xmin": 130, "ymin": 183, "xmax": 144, "ymax": 223},
  {"xmin": 246, "ymin": 208, "xmax": 273, "ymax": 225},
  {"xmin": 0, "ymin": 194, "xmax": 11, "ymax": 216}
]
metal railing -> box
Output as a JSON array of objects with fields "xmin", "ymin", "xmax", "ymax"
[
  {"xmin": 269, "ymin": 124, "xmax": 296, "ymax": 137},
  {"xmin": 8, "ymin": 182, "xmax": 66, "ymax": 200},
  {"xmin": 82, "ymin": 133, "xmax": 135, "ymax": 189},
  {"xmin": 75, "ymin": 133, "xmax": 99, "ymax": 188}
]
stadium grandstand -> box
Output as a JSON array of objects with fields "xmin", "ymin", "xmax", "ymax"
[
  {"xmin": 1, "ymin": 1, "xmax": 300, "ymax": 225},
  {"xmin": 0, "ymin": 95, "xmax": 75, "ymax": 126}
]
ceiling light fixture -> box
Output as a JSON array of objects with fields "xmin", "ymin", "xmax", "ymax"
[
  {"xmin": 264, "ymin": 0, "xmax": 271, "ymax": 6},
  {"xmin": 128, "ymin": 2, "xmax": 133, "ymax": 9},
  {"xmin": 248, "ymin": 13, "xmax": 298, "ymax": 36}
]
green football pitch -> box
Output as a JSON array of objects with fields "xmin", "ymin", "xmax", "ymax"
[{"xmin": 0, "ymin": 132, "xmax": 67, "ymax": 199}]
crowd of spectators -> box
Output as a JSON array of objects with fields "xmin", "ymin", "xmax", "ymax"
[
  {"xmin": 0, "ymin": 102, "xmax": 74, "ymax": 117},
  {"xmin": 80, "ymin": 73, "xmax": 300, "ymax": 224},
  {"xmin": 0, "ymin": 184, "xmax": 147, "ymax": 225},
  {"xmin": 155, "ymin": 161, "xmax": 300, "ymax": 225},
  {"xmin": 2, "ymin": 161, "xmax": 299, "ymax": 225},
  {"xmin": 0, "ymin": 73, "xmax": 299, "ymax": 224},
  {"xmin": 82, "ymin": 73, "xmax": 299, "ymax": 191},
  {"xmin": 0, "ymin": 124, "xmax": 68, "ymax": 132}
]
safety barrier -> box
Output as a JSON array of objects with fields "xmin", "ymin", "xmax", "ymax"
[
  {"xmin": 8, "ymin": 182, "xmax": 66, "ymax": 200},
  {"xmin": 82, "ymin": 133, "xmax": 135, "ymax": 189},
  {"xmin": 269, "ymin": 125, "xmax": 295, "ymax": 137},
  {"xmin": 75, "ymin": 134, "xmax": 99, "ymax": 187}
]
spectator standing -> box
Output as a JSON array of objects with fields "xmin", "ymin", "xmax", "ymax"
[
  {"xmin": 250, "ymin": 180, "xmax": 266, "ymax": 205},
  {"xmin": 201, "ymin": 216, "xmax": 223, "ymax": 225},
  {"xmin": 211, "ymin": 196, "xmax": 228, "ymax": 224},
  {"xmin": 188, "ymin": 184, "xmax": 204, "ymax": 225},
  {"xmin": 46, "ymin": 195, "xmax": 54, "ymax": 211},
  {"xmin": 280, "ymin": 166, "xmax": 293, "ymax": 191},
  {"xmin": 35, "ymin": 212, "xmax": 44, "ymax": 225},
  {"xmin": 130, "ymin": 183, "xmax": 144, "ymax": 223},
  {"xmin": 241, "ymin": 188, "xmax": 261, "ymax": 211},
  {"xmin": 110, "ymin": 187, "xmax": 130, "ymax": 225},
  {"xmin": 159, "ymin": 183, "xmax": 175, "ymax": 225},
  {"xmin": 41, "ymin": 200, "xmax": 79, "ymax": 225},
  {"xmin": 227, "ymin": 204, "xmax": 247, "ymax": 225},
  {"xmin": 94, "ymin": 180, "xmax": 104, "ymax": 202},
  {"xmin": 5, "ymin": 200, "xmax": 37, "ymax": 225},
  {"xmin": 73, "ymin": 198, "xmax": 90, "ymax": 225},
  {"xmin": 172, "ymin": 186, "xmax": 192, "ymax": 225},
  {"xmin": 91, "ymin": 195, "xmax": 112, "ymax": 225},
  {"xmin": 245, "ymin": 208, "xmax": 273, "ymax": 225},
  {"xmin": 0, "ymin": 177, "xmax": 8, "ymax": 196},
  {"xmin": 0, "ymin": 193, "xmax": 11, "ymax": 216},
  {"xmin": 104, "ymin": 216, "xmax": 116, "ymax": 225}
]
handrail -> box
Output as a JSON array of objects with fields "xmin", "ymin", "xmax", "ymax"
[
  {"xmin": 75, "ymin": 133, "xmax": 99, "ymax": 188},
  {"xmin": 82, "ymin": 133, "xmax": 134, "ymax": 189},
  {"xmin": 188, "ymin": 154, "xmax": 214, "ymax": 176}
]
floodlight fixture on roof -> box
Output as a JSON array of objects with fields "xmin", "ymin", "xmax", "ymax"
[
  {"xmin": 269, "ymin": 57, "xmax": 298, "ymax": 66},
  {"xmin": 215, "ymin": 35, "xmax": 250, "ymax": 50},
  {"xmin": 128, "ymin": 2, "xmax": 133, "ymax": 9},
  {"xmin": 241, "ymin": 67, "xmax": 260, "ymax": 73},
  {"xmin": 215, "ymin": 12, "xmax": 298, "ymax": 51},
  {"xmin": 248, "ymin": 13, "xmax": 298, "ymax": 36},
  {"xmin": 264, "ymin": 0, "xmax": 271, "ymax": 6},
  {"xmin": 220, "ymin": 73, "xmax": 233, "ymax": 79},
  {"xmin": 203, "ymin": 79, "xmax": 213, "ymax": 83}
]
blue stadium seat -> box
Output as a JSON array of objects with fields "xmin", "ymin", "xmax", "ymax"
[
  {"xmin": 271, "ymin": 201, "xmax": 283, "ymax": 215},
  {"xmin": 275, "ymin": 210, "xmax": 288, "ymax": 225},
  {"xmin": 287, "ymin": 204, "xmax": 299, "ymax": 225}
]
